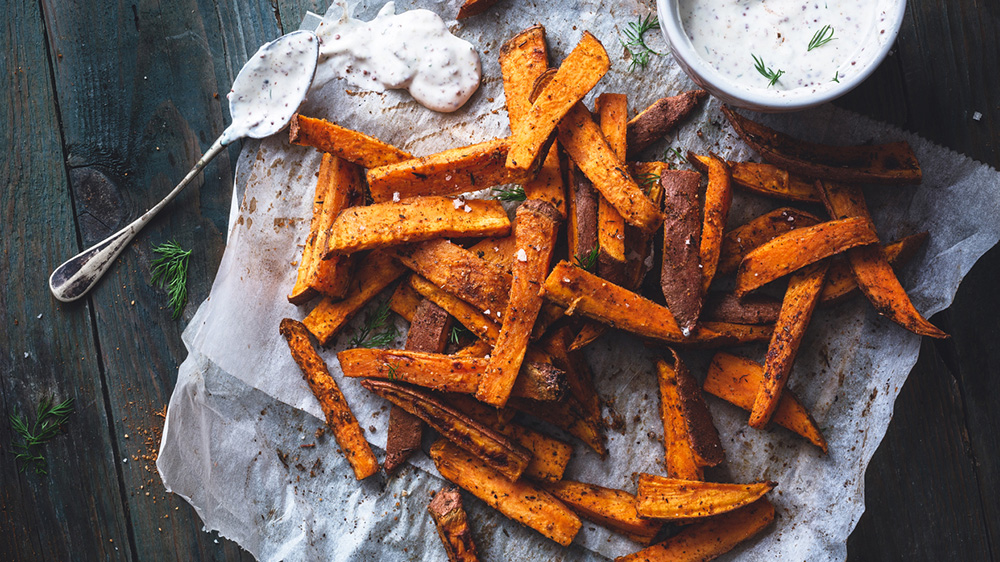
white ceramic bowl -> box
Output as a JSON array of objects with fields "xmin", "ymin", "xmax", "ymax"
[{"xmin": 656, "ymin": 0, "xmax": 907, "ymax": 112}]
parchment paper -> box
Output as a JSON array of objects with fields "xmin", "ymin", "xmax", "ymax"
[{"xmin": 158, "ymin": 1, "xmax": 1000, "ymax": 560}]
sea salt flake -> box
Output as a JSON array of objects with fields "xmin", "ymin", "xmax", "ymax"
[
  {"xmin": 392, "ymin": 192, "xmax": 400, "ymax": 202},
  {"xmin": 463, "ymin": 205, "xmax": 472, "ymax": 213},
  {"xmin": 973, "ymin": 111, "xmax": 983, "ymax": 121},
  {"xmin": 515, "ymin": 248, "xmax": 528, "ymax": 262},
  {"xmin": 453, "ymin": 198, "xmax": 464, "ymax": 209},
  {"xmin": 484, "ymin": 309, "xmax": 491, "ymax": 316}
]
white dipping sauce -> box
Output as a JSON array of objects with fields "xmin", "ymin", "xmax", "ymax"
[
  {"xmin": 224, "ymin": 30, "xmax": 318, "ymax": 143},
  {"xmin": 314, "ymin": 2, "xmax": 482, "ymax": 113},
  {"xmin": 679, "ymin": 0, "xmax": 892, "ymax": 96}
]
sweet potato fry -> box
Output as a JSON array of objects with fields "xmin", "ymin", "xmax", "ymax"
[
  {"xmin": 658, "ymin": 349, "xmax": 724, "ymax": 469},
  {"xmin": 749, "ymin": 260, "xmax": 829, "ymax": 428},
  {"xmin": 392, "ymin": 240, "xmax": 512, "ymax": 314},
  {"xmin": 567, "ymin": 163, "xmax": 600, "ymax": 265},
  {"xmin": 659, "ymin": 169, "xmax": 703, "ymax": 334},
  {"xmin": 456, "ymin": 0, "xmax": 502, "ymax": 18},
  {"xmin": 722, "ymin": 106, "xmax": 922, "ymax": 184},
  {"xmin": 385, "ymin": 299, "xmax": 451, "ymax": 473},
  {"xmin": 540, "ymin": 326, "xmax": 601, "ymax": 424},
  {"xmin": 623, "ymin": 161, "xmax": 668, "ymax": 294},
  {"xmin": 596, "ymin": 93, "xmax": 629, "ymax": 284},
  {"xmin": 705, "ymin": 353, "xmax": 827, "ymax": 451},
  {"xmin": 543, "ymin": 480, "xmax": 662, "ymax": 544},
  {"xmin": 499, "ymin": 24, "xmax": 568, "ymax": 216},
  {"xmin": 431, "ymin": 439, "xmax": 582, "ymax": 546},
  {"xmin": 657, "ymin": 355, "xmax": 703, "ymax": 482},
  {"xmin": 325, "ymin": 196, "xmax": 511, "ymax": 256},
  {"xmin": 820, "ymin": 231, "xmax": 929, "ymax": 305},
  {"xmin": 363, "ymin": 379, "xmax": 532, "ymax": 480},
  {"xmin": 542, "ymin": 261, "xmax": 771, "ymax": 347},
  {"xmin": 702, "ymin": 292, "xmax": 781, "ymax": 325},
  {"xmin": 717, "ymin": 207, "xmax": 821, "ymax": 277},
  {"xmin": 428, "ymin": 487, "xmax": 480, "ymax": 562},
  {"xmin": 478, "ymin": 200, "xmax": 562, "ymax": 407},
  {"xmin": 510, "ymin": 396, "xmax": 607, "ymax": 456},
  {"xmin": 506, "ymin": 31, "xmax": 609, "ymax": 180},
  {"xmin": 626, "ymin": 90, "xmax": 707, "ymax": 158},
  {"xmin": 454, "ymin": 339, "xmax": 493, "ymax": 358},
  {"xmin": 734, "ymin": 217, "xmax": 878, "ymax": 297},
  {"xmin": 468, "ymin": 234, "xmax": 519, "ymax": 275},
  {"xmin": 558, "ymin": 102, "xmax": 664, "ymax": 233},
  {"xmin": 532, "ymin": 302, "xmax": 567, "ymax": 341},
  {"xmin": 388, "ymin": 279, "xmax": 424, "ymax": 322},
  {"xmin": 817, "ymin": 181, "xmax": 947, "ymax": 338},
  {"xmin": 411, "ymin": 275, "xmax": 502, "ymax": 344},
  {"xmin": 693, "ymin": 153, "xmax": 733, "ymax": 294},
  {"xmin": 636, "ymin": 474, "xmax": 775, "ymax": 520},
  {"xmin": 288, "ymin": 114, "xmax": 412, "ymax": 168},
  {"xmin": 729, "ymin": 161, "xmax": 820, "ymax": 202},
  {"xmin": 288, "ymin": 154, "xmax": 362, "ymax": 305},
  {"xmin": 279, "ymin": 319, "xmax": 378, "ymax": 480},
  {"xmin": 303, "ymin": 250, "xmax": 407, "ymax": 345},
  {"xmin": 367, "ymin": 138, "xmax": 511, "ymax": 203},
  {"xmin": 616, "ymin": 498, "xmax": 775, "ymax": 562}
]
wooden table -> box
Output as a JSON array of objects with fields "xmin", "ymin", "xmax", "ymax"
[{"xmin": 2, "ymin": 1, "xmax": 997, "ymax": 560}]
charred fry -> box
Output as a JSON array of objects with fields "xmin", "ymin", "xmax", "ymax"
[
  {"xmin": 659, "ymin": 169, "xmax": 704, "ymax": 334},
  {"xmin": 626, "ymin": 90, "xmax": 707, "ymax": 157},
  {"xmin": 428, "ymin": 487, "xmax": 480, "ymax": 562}
]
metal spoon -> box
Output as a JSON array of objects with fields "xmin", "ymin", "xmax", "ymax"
[{"xmin": 49, "ymin": 30, "xmax": 319, "ymax": 303}]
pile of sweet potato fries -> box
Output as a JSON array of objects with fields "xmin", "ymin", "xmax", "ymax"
[{"xmin": 277, "ymin": 24, "xmax": 940, "ymax": 561}]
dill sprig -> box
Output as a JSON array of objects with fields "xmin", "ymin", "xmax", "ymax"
[
  {"xmin": 621, "ymin": 14, "xmax": 662, "ymax": 72},
  {"xmin": 807, "ymin": 25, "xmax": 837, "ymax": 51},
  {"xmin": 151, "ymin": 241, "xmax": 191, "ymax": 319},
  {"xmin": 386, "ymin": 363, "xmax": 399, "ymax": 381},
  {"xmin": 832, "ymin": 71, "xmax": 841, "ymax": 83},
  {"xmin": 751, "ymin": 54, "xmax": 784, "ymax": 88},
  {"xmin": 637, "ymin": 172, "xmax": 661, "ymax": 195},
  {"xmin": 664, "ymin": 146, "xmax": 687, "ymax": 164},
  {"xmin": 449, "ymin": 323, "xmax": 471, "ymax": 345},
  {"xmin": 10, "ymin": 396, "xmax": 75, "ymax": 476},
  {"xmin": 494, "ymin": 185, "xmax": 527, "ymax": 202},
  {"xmin": 349, "ymin": 300, "xmax": 398, "ymax": 349},
  {"xmin": 574, "ymin": 246, "xmax": 600, "ymax": 272}
]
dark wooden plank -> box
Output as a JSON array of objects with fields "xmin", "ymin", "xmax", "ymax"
[
  {"xmin": 38, "ymin": 0, "xmax": 278, "ymax": 559},
  {"xmin": 0, "ymin": 1, "xmax": 132, "ymax": 560}
]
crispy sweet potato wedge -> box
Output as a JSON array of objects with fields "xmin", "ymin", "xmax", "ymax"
[
  {"xmin": 362, "ymin": 379, "xmax": 532, "ymax": 480},
  {"xmin": 303, "ymin": 250, "xmax": 407, "ymax": 345},
  {"xmin": 817, "ymin": 181, "xmax": 947, "ymax": 338},
  {"xmin": 479, "ymin": 200, "xmax": 563, "ymax": 407},
  {"xmin": 722, "ymin": 106, "xmax": 922, "ymax": 184},
  {"xmin": 693, "ymin": 153, "xmax": 733, "ymax": 294},
  {"xmin": 636, "ymin": 474, "xmax": 775, "ymax": 520},
  {"xmin": 367, "ymin": 138, "xmax": 511, "ymax": 203},
  {"xmin": 325, "ymin": 196, "xmax": 511, "ymax": 256},
  {"xmin": 749, "ymin": 260, "xmax": 829, "ymax": 428},
  {"xmin": 626, "ymin": 90, "xmax": 707, "ymax": 158},
  {"xmin": 468, "ymin": 234, "xmax": 519, "ymax": 275},
  {"xmin": 499, "ymin": 24, "xmax": 567, "ymax": 216},
  {"xmin": 456, "ymin": 0, "xmax": 502, "ymax": 18},
  {"xmin": 660, "ymin": 169, "xmax": 704, "ymax": 334},
  {"xmin": 717, "ymin": 207, "xmax": 821, "ymax": 277},
  {"xmin": 279, "ymin": 319, "xmax": 378, "ymax": 480},
  {"xmin": 734, "ymin": 217, "xmax": 878, "ymax": 297},
  {"xmin": 288, "ymin": 114, "xmax": 412, "ymax": 168},
  {"xmin": 657, "ymin": 355, "xmax": 704, "ymax": 481},
  {"xmin": 288, "ymin": 154, "xmax": 362, "ymax": 305},
  {"xmin": 542, "ymin": 261, "xmax": 771, "ymax": 347},
  {"xmin": 411, "ymin": 275, "xmax": 502, "ymax": 344},
  {"xmin": 393, "ymin": 240, "xmax": 512, "ymax": 314},
  {"xmin": 621, "ymin": 161, "xmax": 668, "ymax": 306},
  {"xmin": 596, "ymin": 93, "xmax": 629, "ymax": 284},
  {"xmin": 705, "ymin": 353, "xmax": 827, "ymax": 452},
  {"xmin": 388, "ymin": 279, "xmax": 424, "ymax": 322},
  {"xmin": 510, "ymin": 396, "xmax": 607, "ymax": 456},
  {"xmin": 385, "ymin": 299, "xmax": 452, "ymax": 473},
  {"xmin": 428, "ymin": 487, "xmax": 480, "ymax": 562},
  {"xmin": 820, "ymin": 231, "xmax": 929, "ymax": 305},
  {"xmin": 506, "ymin": 31, "xmax": 609, "ymax": 180},
  {"xmin": 730, "ymin": 161, "xmax": 820, "ymax": 202},
  {"xmin": 568, "ymin": 164, "xmax": 600, "ymax": 262},
  {"xmin": 558, "ymin": 102, "xmax": 664, "ymax": 233},
  {"xmin": 702, "ymin": 292, "xmax": 782, "ymax": 325},
  {"xmin": 541, "ymin": 326, "xmax": 602, "ymax": 424},
  {"xmin": 543, "ymin": 480, "xmax": 663, "ymax": 544},
  {"xmin": 659, "ymin": 349, "xmax": 724, "ymax": 468},
  {"xmin": 616, "ymin": 498, "xmax": 775, "ymax": 562},
  {"xmin": 431, "ymin": 439, "xmax": 582, "ymax": 546}
]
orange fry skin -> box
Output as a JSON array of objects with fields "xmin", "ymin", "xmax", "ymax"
[
  {"xmin": 820, "ymin": 231, "xmax": 929, "ymax": 305},
  {"xmin": 543, "ymin": 480, "xmax": 663, "ymax": 545},
  {"xmin": 657, "ymin": 355, "xmax": 704, "ymax": 481},
  {"xmin": 288, "ymin": 114, "xmax": 412, "ymax": 168},
  {"xmin": 427, "ymin": 487, "xmax": 481, "ymax": 562},
  {"xmin": 749, "ymin": 260, "xmax": 829, "ymax": 428},
  {"xmin": 636, "ymin": 474, "xmax": 775, "ymax": 520},
  {"xmin": 691, "ymin": 153, "xmax": 733, "ymax": 294},
  {"xmin": 717, "ymin": 207, "xmax": 821, "ymax": 277},
  {"xmin": 596, "ymin": 93, "xmax": 629, "ymax": 284}
]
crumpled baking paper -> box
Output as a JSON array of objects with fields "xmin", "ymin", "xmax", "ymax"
[{"xmin": 157, "ymin": 1, "xmax": 1000, "ymax": 560}]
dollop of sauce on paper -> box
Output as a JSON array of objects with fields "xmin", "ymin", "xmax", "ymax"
[{"xmin": 314, "ymin": 2, "xmax": 482, "ymax": 113}]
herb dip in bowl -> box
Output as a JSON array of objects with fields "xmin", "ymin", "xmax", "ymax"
[{"xmin": 657, "ymin": 0, "xmax": 906, "ymax": 112}]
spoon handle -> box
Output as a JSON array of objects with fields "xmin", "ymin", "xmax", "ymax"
[{"xmin": 49, "ymin": 137, "xmax": 230, "ymax": 303}]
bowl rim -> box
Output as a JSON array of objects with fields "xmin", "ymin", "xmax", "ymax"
[{"xmin": 656, "ymin": 0, "xmax": 908, "ymax": 111}]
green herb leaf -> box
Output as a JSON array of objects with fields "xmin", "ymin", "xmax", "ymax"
[
  {"xmin": 449, "ymin": 323, "xmax": 471, "ymax": 345},
  {"xmin": 807, "ymin": 25, "xmax": 837, "ymax": 51},
  {"xmin": 664, "ymin": 146, "xmax": 687, "ymax": 164},
  {"xmin": 574, "ymin": 245, "xmax": 600, "ymax": 272},
  {"xmin": 151, "ymin": 241, "xmax": 192, "ymax": 319},
  {"xmin": 751, "ymin": 54, "xmax": 784, "ymax": 88},
  {"xmin": 10, "ymin": 396, "xmax": 75, "ymax": 476},
  {"xmin": 493, "ymin": 185, "xmax": 526, "ymax": 202},
  {"xmin": 637, "ymin": 172, "xmax": 661, "ymax": 195},
  {"xmin": 386, "ymin": 363, "xmax": 399, "ymax": 381},
  {"xmin": 349, "ymin": 300, "xmax": 399, "ymax": 349},
  {"xmin": 832, "ymin": 71, "xmax": 841, "ymax": 83},
  {"xmin": 621, "ymin": 14, "xmax": 662, "ymax": 72}
]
